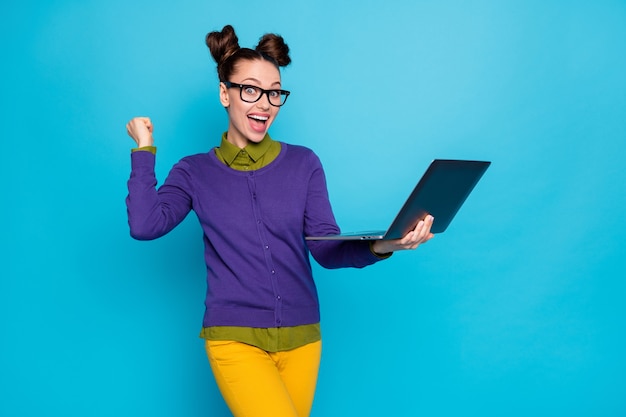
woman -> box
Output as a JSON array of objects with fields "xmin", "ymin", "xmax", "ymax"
[{"xmin": 126, "ymin": 24, "xmax": 434, "ymax": 417}]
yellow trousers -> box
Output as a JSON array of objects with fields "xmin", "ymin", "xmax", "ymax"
[{"xmin": 205, "ymin": 340, "xmax": 322, "ymax": 417}]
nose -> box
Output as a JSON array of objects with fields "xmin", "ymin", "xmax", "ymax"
[{"xmin": 256, "ymin": 92, "xmax": 272, "ymax": 109}]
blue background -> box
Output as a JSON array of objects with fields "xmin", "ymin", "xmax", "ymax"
[{"xmin": 2, "ymin": 1, "xmax": 625, "ymax": 416}]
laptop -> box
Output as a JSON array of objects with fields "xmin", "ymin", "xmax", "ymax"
[{"xmin": 305, "ymin": 159, "xmax": 491, "ymax": 241}]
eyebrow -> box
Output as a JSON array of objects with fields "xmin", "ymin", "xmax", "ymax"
[{"xmin": 239, "ymin": 77, "xmax": 282, "ymax": 87}]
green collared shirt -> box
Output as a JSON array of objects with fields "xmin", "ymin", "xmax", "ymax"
[{"xmin": 213, "ymin": 132, "xmax": 281, "ymax": 171}]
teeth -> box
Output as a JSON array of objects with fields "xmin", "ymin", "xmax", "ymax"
[{"xmin": 249, "ymin": 115, "xmax": 268, "ymax": 121}]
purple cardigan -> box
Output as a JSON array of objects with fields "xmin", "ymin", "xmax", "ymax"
[{"xmin": 126, "ymin": 143, "xmax": 384, "ymax": 328}]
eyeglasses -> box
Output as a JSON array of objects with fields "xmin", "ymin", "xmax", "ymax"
[{"xmin": 224, "ymin": 81, "xmax": 290, "ymax": 107}]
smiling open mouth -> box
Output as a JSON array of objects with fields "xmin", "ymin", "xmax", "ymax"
[
  {"xmin": 248, "ymin": 115, "xmax": 268, "ymax": 124},
  {"xmin": 248, "ymin": 114, "xmax": 269, "ymax": 133}
]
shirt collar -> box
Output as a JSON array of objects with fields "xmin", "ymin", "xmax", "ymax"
[{"xmin": 218, "ymin": 132, "xmax": 274, "ymax": 166}]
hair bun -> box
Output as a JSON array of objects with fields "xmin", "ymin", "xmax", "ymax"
[
  {"xmin": 256, "ymin": 33, "xmax": 291, "ymax": 67},
  {"xmin": 205, "ymin": 24, "xmax": 240, "ymax": 65}
]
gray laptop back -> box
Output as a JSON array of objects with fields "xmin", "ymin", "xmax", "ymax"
[
  {"xmin": 384, "ymin": 159, "xmax": 490, "ymax": 238},
  {"xmin": 306, "ymin": 159, "xmax": 490, "ymax": 241}
]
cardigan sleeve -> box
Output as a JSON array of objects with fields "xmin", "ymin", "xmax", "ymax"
[
  {"xmin": 125, "ymin": 151, "xmax": 193, "ymax": 240},
  {"xmin": 302, "ymin": 151, "xmax": 387, "ymax": 269}
]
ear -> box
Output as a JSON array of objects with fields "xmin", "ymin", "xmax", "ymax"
[{"xmin": 219, "ymin": 82, "xmax": 230, "ymax": 108}]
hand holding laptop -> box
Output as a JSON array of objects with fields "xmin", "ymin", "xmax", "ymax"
[{"xmin": 371, "ymin": 214, "xmax": 435, "ymax": 255}]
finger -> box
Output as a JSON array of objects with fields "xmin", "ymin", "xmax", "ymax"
[
  {"xmin": 134, "ymin": 116, "xmax": 153, "ymax": 132},
  {"xmin": 407, "ymin": 218, "xmax": 432, "ymax": 246},
  {"xmin": 128, "ymin": 117, "xmax": 150, "ymax": 127},
  {"xmin": 401, "ymin": 222, "xmax": 423, "ymax": 245},
  {"xmin": 424, "ymin": 214, "xmax": 434, "ymax": 230},
  {"xmin": 416, "ymin": 215, "xmax": 434, "ymax": 239},
  {"xmin": 414, "ymin": 221, "xmax": 427, "ymax": 242},
  {"xmin": 410, "ymin": 219, "xmax": 427, "ymax": 241}
]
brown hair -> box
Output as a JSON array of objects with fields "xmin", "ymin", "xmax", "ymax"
[{"xmin": 205, "ymin": 25, "xmax": 291, "ymax": 82}]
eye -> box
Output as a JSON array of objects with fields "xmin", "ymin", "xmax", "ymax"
[
  {"xmin": 243, "ymin": 86, "xmax": 259, "ymax": 96},
  {"xmin": 268, "ymin": 90, "xmax": 280, "ymax": 98}
]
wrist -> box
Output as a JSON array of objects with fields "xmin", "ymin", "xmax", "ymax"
[
  {"xmin": 131, "ymin": 145, "xmax": 157, "ymax": 155},
  {"xmin": 370, "ymin": 241, "xmax": 392, "ymax": 258}
]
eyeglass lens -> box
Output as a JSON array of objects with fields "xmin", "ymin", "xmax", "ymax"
[{"xmin": 241, "ymin": 85, "xmax": 288, "ymax": 106}]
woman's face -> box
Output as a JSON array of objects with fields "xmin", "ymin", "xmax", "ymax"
[{"xmin": 220, "ymin": 59, "xmax": 282, "ymax": 148}]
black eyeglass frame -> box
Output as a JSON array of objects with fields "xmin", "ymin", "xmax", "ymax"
[{"xmin": 223, "ymin": 81, "xmax": 291, "ymax": 107}]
